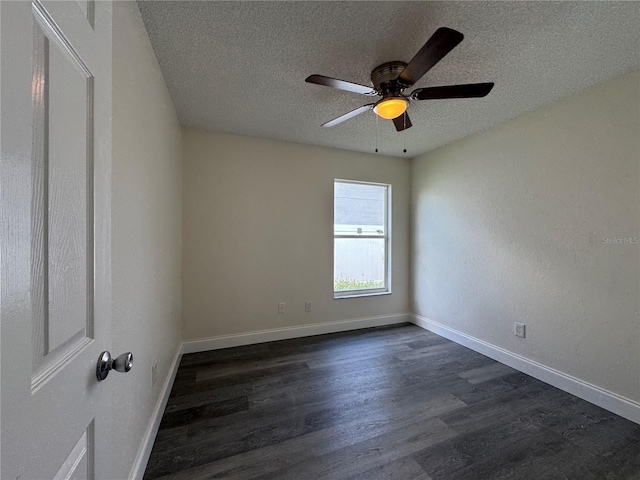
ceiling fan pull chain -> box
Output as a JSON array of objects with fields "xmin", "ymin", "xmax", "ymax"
[
  {"xmin": 403, "ymin": 114, "xmax": 407, "ymax": 154},
  {"xmin": 375, "ymin": 114, "xmax": 379, "ymax": 153}
]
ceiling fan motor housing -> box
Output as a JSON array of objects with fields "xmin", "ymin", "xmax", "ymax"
[{"xmin": 371, "ymin": 61, "xmax": 407, "ymax": 95}]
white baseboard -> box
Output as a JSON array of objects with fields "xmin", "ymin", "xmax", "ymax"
[
  {"xmin": 129, "ymin": 344, "xmax": 183, "ymax": 480},
  {"xmin": 182, "ymin": 313, "xmax": 412, "ymax": 354},
  {"xmin": 410, "ymin": 314, "xmax": 640, "ymax": 425}
]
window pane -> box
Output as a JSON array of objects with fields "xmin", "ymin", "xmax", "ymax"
[
  {"xmin": 334, "ymin": 182, "xmax": 385, "ymax": 235},
  {"xmin": 334, "ymin": 238, "xmax": 385, "ymax": 291}
]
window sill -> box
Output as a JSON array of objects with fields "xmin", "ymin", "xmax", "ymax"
[{"xmin": 334, "ymin": 291, "xmax": 392, "ymax": 300}]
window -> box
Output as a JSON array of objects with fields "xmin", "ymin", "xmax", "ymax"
[{"xmin": 334, "ymin": 180, "xmax": 390, "ymax": 298}]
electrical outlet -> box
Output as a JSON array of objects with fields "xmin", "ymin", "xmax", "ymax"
[
  {"xmin": 305, "ymin": 301, "xmax": 312, "ymax": 312},
  {"xmin": 151, "ymin": 362, "xmax": 158, "ymax": 386},
  {"xmin": 514, "ymin": 322, "xmax": 526, "ymax": 338},
  {"xmin": 278, "ymin": 302, "xmax": 285, "ymax": 314}
]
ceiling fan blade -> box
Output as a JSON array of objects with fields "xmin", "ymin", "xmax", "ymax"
[
  {"xmin": 411, "ymin": 82, "xmax": 494, "ymax": 100},
  {"xmin": 397, "ymin": 27, "xmax": 464, "ymax": 88},
  {"xmin": 322, "ymin": 104, "xmax": 374, "ymax": 127},
  {"xmin": 306, "ymin": 75, "xmax": 376, "ymax": 95},
  {"xmin": 392, "ymin": 112, "xmax": 412, "ymax": 131}
]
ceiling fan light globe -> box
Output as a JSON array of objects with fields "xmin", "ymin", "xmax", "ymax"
[{"xmin": 374, "ymin": 98, "xmax": 408, "ymax": 120}]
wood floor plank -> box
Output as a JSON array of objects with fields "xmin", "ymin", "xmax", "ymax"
[
  {"xmin": 158, "ymin": 396, "xmax": 249, "ymax": 430},
  {"xmin": 164, "ymin": 375, "xmax": 284, "ymax": 413},
  {"xmin": 394, "ymin": 341, "xmax": 461, "ymax": 361},
  {"xmin": 246, "ymin": 356, "xmax": 468, "ymax": 410},
  {"xmin": 253, "ymin": 418, "xmax": 456, "ymax": 480},
  {"xmin": 413, "ymin": 410, "xmax": 568, "ymax": 479},
  {"xmin": 143, "ymin": 324, "xmax": 640, "ymax": 480},
  {"xmin": 449, "ymin": 371, "xmax": 537, "ymax": 405},
  {"xmin": 346, "ymin": 456, "xmax": 433, "ymax": 480},
  {"xmin": 169, "ymin": 361, "xmax": 310, "ymax": 397},
  {"xmin": 457, "ymin": 361, "xmax": 518, "ymax": 384},
  {"xmin": 438, "ymin": 388, "xmax": 544, "ymax": 434},
  {"xmin": 195, "ymin": 337, "xmax": 414, "ymax": 380}
]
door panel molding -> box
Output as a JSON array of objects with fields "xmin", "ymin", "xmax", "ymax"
[
  {"xmin": 53, "ymin": 422, "xmax": 94, "ymax": 480},
  {"xmin": 30, "ymin": 0, "xmax": 95, "ymax": 389}
]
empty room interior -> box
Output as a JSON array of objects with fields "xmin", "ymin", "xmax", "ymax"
[{"xmin": 1, "ymin": 1, "xmax": 639, "ymax": 479}]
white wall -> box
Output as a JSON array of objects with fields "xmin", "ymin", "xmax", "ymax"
[
  {"xmin": 182, "ymin": 129, "xmax": 410, "ymax": 340},
  {"xmin": 411, "ymin": 70, "xmax": 640, "ymax": 404},
  {"xmin": 111, "ymin": 3, "xmax": 182, "ymax": 479}
]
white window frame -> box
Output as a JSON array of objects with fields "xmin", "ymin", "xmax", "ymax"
[{"xmin": 333, "ymin": 179, "xmax": 391, "ymax": 299}]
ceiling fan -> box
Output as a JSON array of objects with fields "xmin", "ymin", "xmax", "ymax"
[{"xmin": 305, "ymin": 27, "xmax": 494, "ymax": 131}]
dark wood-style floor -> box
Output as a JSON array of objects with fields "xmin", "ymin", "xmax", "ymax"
[{"xmin": 144, "ymin": 324, "xmax": 640, "ymax": 480}]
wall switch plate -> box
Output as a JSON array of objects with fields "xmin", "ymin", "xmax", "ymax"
[
  {"xmin": 305, "ymin": 301, "xmax": 312, "ymax": 312},
  {"xmin": 514, "ymin": 322, "xmax": 526, "ymax": 338},
  {"xmin": 278, "ymin": 302, "xmax": 285, "ymax": 314},
  {"xmin": 151, "ymin": 362, "xmax": 158, "ymax": 386}
]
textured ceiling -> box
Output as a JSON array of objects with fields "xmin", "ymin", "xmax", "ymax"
[{"xmin": 137, "ymin": 1, "xmax": 640, "ymax": 158}]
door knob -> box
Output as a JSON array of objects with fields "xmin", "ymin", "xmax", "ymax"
[{"xmin": 96, "ymin": 351, "xmax": 133, "ymax": 381}]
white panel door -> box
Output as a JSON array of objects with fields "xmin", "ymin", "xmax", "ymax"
[{"xmin": 1, "ymin": 1, "xmax": 113, "ymax": 478}]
